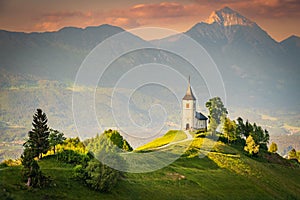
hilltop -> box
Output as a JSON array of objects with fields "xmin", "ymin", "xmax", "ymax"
[{"xmin": 1, "ymin": 130, "xmax": 300, "ymax": 200}]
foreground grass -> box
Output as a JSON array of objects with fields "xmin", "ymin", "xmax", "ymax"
[{"xmin": 1, "ymin": 144, "xmax": 300, "ymax": 200}]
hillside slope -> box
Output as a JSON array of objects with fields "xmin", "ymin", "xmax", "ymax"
[{"xmin": 1, "ymin": 136, "xmax": 300, "ymax": 200}]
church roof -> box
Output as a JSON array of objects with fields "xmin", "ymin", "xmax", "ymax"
[
  {"xmin": 183, "ymin": 77, "xmax": 196, "ymax": 100},
  {"xmin": 195, "ymin": 112, "xmax": 208, "ymax": 120}
]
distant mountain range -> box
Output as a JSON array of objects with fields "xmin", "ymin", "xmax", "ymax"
[
  {"xmin": 1, "ymin": 7, "xmax": 299, "ymax": 109},
  {"xmin": 0, "ymin": 7, "xmax": 299, "ymax": 153}
]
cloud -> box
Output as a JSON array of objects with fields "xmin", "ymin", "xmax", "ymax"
[
  {"xmin": 128, "ymin": 2, "xmax": 191, "ymax": 18},
  {"xmin": 104, "ymin": 17, "xmax": 141, "ymax": 28},
  {"xmin": 191, "ymin": 0, "xmax": 300, "ymax": 18},
  {"xmin": 23, "ymin": 1, "xmax": 300, "ymax": 36},
  {"xmin": 107, "ymin": 2, "xmax": 205, "ymax": 20},
  {"xmin": 33, "ymin": 11, "xmax": 98, "ymax": 31},
  {"xmin": 33, "ymin": 2, "xmax": 204, "ymax": 30},
  {"xmin": 100, "ymin": 2, "xmax": 208, "ymax": 29},
  {"xmin": 38, "ymin": 11, "xmax": 92, "ymax": 22},
  {"xmin": 34, "ymin": 22, "xmax": 60, "ymax": 31}
]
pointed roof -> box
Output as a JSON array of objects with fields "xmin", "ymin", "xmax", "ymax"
[
  {"xmin": 183, "ymin": 76, "xmax": 196, "ymax": 100},
  {"xmin": 195, "ymin": 112, "xmax": 208, "ymax": 120}
]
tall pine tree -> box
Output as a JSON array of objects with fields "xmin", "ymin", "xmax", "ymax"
[
  {"xmin": 25, "ymin": 109, "xmax": 50, "ymax": 159},
  {"xmin": 21, "ymin": 108, "xmax": 50, "ymax": 187}
]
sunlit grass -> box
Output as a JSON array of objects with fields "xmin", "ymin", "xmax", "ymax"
[{"xmin": 135, "ymin": 130, "xmax": 187, "ymax": 151}]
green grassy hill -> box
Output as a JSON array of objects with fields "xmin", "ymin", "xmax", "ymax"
[
  {"xmin": 1, "ymin": 132, "xmax": 300, "ymax": 200},
  {"xmin": 135, "ymin": 130, "xmax": 187, "ymax": 151}
]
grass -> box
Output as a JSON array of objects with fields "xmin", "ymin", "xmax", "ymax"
[
  {"xmin": 135, "ymin": 130, "xmax": 187, "ymax": 151},
  {"xmin": 1, "ymin": 137, "xmax": 300, "ymax": 199}
]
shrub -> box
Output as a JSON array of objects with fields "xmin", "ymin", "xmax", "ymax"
[
  {"xmin": 73, "ymin": 159, "xmax": 122, "ymax": 193},
  {"xmin": 56, "ymin": 150, "xmax": 90, "ymax": 167},
  {"xmin": 85, "ymin": 159, "xmax": 121, "ymax": 193},
  {"xmin": 73, "ymin": 164, "xmax": 89, "ymax": 181}
]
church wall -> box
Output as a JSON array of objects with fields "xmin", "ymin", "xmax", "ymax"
[{"xmin": 182, "ymin": 99, "xmax": 195, "ymax": 130}]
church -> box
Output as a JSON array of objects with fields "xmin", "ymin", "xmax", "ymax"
[{"xmin": 182, "ymin": 78, "xmax": 208, "ymax": 131}]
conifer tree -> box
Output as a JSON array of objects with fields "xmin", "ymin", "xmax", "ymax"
[
  {"xmin": 21, "ymin": 147, "xmax": 46, "ymax": 187},
  {"xmin": 25, "ymin": 109, "xmax": 50, "ymax": 159},
  {"xmin": 21, "ymin": 108, "xmax": 50, "ymax": 187}
]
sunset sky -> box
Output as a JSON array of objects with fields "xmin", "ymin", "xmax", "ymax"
[{"xmin": 0, "ymin": 0, "xmax": 299, "ymax": 41}]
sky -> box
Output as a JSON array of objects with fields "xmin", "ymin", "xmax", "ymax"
[{"xmin": 0, "ymin": 0, "xmax": 299, "ymax": 41}]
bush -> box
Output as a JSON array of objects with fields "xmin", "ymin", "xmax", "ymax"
[
  {"xmin": 73, "ymin": 159, "xmax": 122, "ymax": 193},
  {"xmin": 73, "ymin": 164, "xmax": 89, "ymax": 181},
  {"xmin": 56, "ymin": 150, "xmax": 90, "ymax": 167},
  {"xmin": 1, "ymin": 159, "xmax": 22, "ymax": 167},
  {"xmin": 85, "ymin": 159, "xmax": 121, "ymax": 193}
]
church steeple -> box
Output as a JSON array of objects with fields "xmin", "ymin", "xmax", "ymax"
[{"xmin": 183, "ymin": 76, "xmax": 196, "ymax": 100}]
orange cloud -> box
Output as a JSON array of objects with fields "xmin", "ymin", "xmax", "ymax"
[
  {"xmin": 129, "ymin": 2, "xmax": 191, "ymax": 18},
  {"xmin": 15, "ymin": 1, "xmax": 298, "ymax": 41},
  {"xmin": 191, "ymin": 0, "xmax": 300, "ymax": 18},
  {"xmin": 38, "ymin": 11, "xmax": 93, "ymax": 21},
  {"xmin": 104, "ymin": 17, "xmax": 140, "ymax": 28},
  {"xmin": 34, "ymin": 22, "xmax": 60, "ymax": 32},
  {"xmin": 33, "ymin": 2, "xmax": 206, "ymax": 31}
]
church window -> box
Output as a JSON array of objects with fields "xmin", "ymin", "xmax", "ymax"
[{"xmin": 186, "ymin": 103, "xmax": 189, "ymax": 108}]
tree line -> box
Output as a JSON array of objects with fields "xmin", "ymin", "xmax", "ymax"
[{"xmin": 205, "ymin": 97, "xmax": 293, "ymax": 157}]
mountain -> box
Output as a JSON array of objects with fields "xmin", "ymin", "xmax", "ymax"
[
  {"xmin": 154, "ymin": 7, "xmax": 299, "ymax": 109},
  {"xmin": 281, "ymin": 35, "xmax": 300, "ymax": 65},
  {"xmin": 0, "ymin": 24, "xmax": 137, "ymax": 81},
  {"xmin": 206, "ymin": 6, "xmax": 256, "ymax": 27},
  {"xmin": 0, "ymin": 8, "xmax": 299, "ymax": 109}
]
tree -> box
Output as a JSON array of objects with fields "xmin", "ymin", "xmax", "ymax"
[
  {"xmin": 251, "ymin": 123, "xmax": 269, "ymax": 150},
  {"xmin": 49, "ymin": 129, "xmax": 66, "ymax": 154},
  {"xmin": 244, "ymin": 135, "xmax": 259, "ymax": 155},
  {"xmin": 236, "ymin": 117, "xmax": 269, "ymax": 150},
  {"xmin": 236, "ymin": 117, "xmax": 245, "ymax": 138},
  {"xmin": 21, "ymin": 147, "xmax": 47, "ymax": 187},
  {"xmin": 21, "ymin": 109, "xmax": 50, "ymax": 187},
  {"xmin": 24, "ymin": 109, "xmax": 50, "ymax": 159},
  {"xmin": 268, "ymin": 142, "xmax": 278, "ymax": 153},
  {"xmin": 288, "ymin": 148, "xmax": 297, "ymax": 160},
  {"xmin": 206, "ymin": 97, "xmax": 228, "ymax": 134},
  {"xmin": 222, "ymin": 117, "xmax": 237, "ymax": 144}
]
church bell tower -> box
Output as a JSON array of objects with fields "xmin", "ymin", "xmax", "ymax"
[{"xmin": 182, "ymin": 77, "xmax": 196, "ymax": 130}]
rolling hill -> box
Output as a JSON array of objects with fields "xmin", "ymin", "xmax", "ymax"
[{"xmin": 1, "ymin": 131, "xmax": 300, "ymax": 200}]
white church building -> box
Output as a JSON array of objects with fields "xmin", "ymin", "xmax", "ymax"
[{"xmin": 182, "ymin": 78, "xmax": 208, "ymax": 131}]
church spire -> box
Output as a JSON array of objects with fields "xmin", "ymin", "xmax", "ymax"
[{"xmin": 183, "ymin": 76, "xmax": 196, "ymax": 100}]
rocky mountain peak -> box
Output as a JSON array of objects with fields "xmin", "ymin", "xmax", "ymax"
[{"xmin": 206, "ymin": 7, "xmax": 256, "ymax": 27}]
